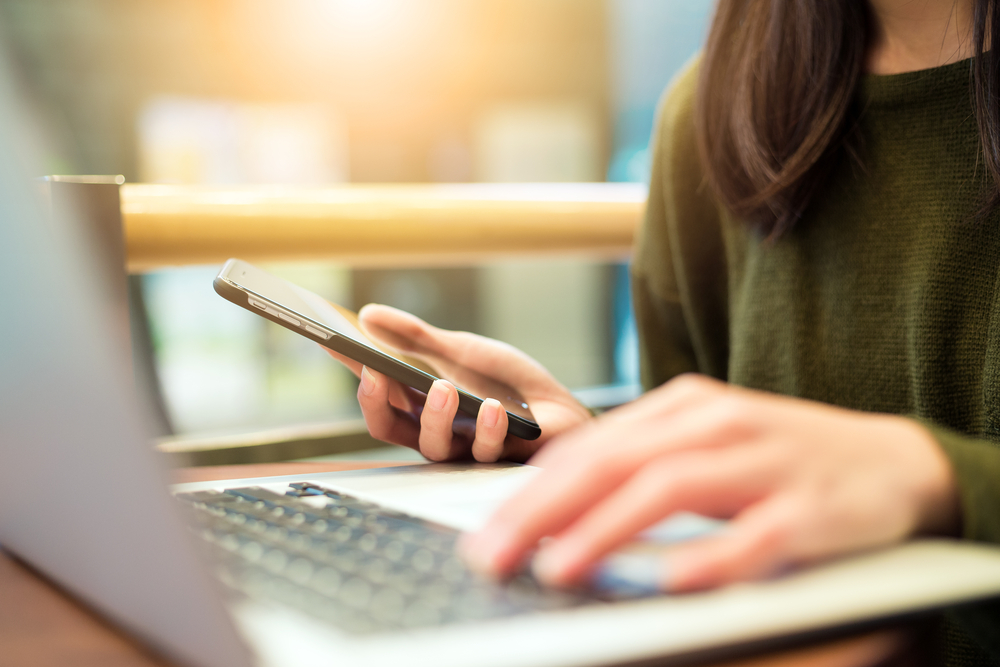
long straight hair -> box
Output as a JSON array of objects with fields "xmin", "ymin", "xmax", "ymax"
[{"xmin": 696, "ymin": 0, "xmax": 1000, "ymax": 238}]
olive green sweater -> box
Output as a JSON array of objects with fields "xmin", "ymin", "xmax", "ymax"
[{"xmin": 633, "ymin": 58, "xmax": 1000, "ymax": 662}]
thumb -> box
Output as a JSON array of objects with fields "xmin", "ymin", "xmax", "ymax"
[
  {"xmin": 357, "ymin": 303, "xmax": 451, "ymax": 357},
  {"xmin": 359, "ymin": 303, "xmax": 563, "ymax": 399}
]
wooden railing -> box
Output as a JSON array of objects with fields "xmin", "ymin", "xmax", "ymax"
[{"xmin": 121, "ymin": 182, "xmax": 646, "ymax": 272}]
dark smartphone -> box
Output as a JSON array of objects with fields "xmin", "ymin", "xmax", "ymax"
[{"xmin": 214, "ymin": 258, "xmax": 541, "ymax": 440}]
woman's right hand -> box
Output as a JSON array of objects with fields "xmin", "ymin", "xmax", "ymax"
[{"xmin": 332, "ymin": 304, "xmax": 591, "ymax": 463}]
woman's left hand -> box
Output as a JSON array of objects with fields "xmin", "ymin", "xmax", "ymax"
[{"xmin": 460, "ymin": 374, "xmax": 961, "ymax": 592}]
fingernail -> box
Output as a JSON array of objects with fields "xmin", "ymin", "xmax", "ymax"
[
  {"xmin": 591, "ymin": 553, "xmax": 667, "ymax": 597},
  {"xmin": 360, "ymin": 367, "xmax": 376, "ymax": 395},
  {"xmin": 481, "ymin": 399, "xmax": 501, "ymax": 428},
  {"xmin": 460, "ymin": 529, "xmax": 517, "ymax": 577},
  {"xmin": 459, "ymin": 532, "xmax": 496, "ymax": 573},
  {"xmin": 428, "ymin": 380, "xmax": 449, "ymax": 411},
  {"xmin": 531, "ymin": 547, "xmax": 565, "ymax": 585}
]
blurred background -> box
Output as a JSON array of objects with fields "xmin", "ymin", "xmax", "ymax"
[{"xmin": 0, "ymin": 0, "xmax": 711, "ymax": 442}]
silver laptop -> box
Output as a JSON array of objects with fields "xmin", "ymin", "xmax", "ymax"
[{"xmin": 3, "ymin": 42, "xmax": 1000, "ymax": 667}]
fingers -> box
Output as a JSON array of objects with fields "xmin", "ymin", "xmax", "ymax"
[
  {"xmin": 418, "ymin": 383, "xmax": 514, "ymax": 462},
  {"xmin": 529, "ymin": 373, "xmax": 732, "ymax": 468},
  {"xmin": 357, "ymin": 367, "xmax": 421, "ymax": 449},
  {"xmin": 419, "ymin": 380, "xmax": 467, "ymax": 461},
  {"xmin": 469, "ymin": 395, "xmax": 762, "ymax": 571},
  {"xmin": 358, "ymin": 304, "xmax": 444, "ymax": 356},
  {"xmin": 666, "ymin": 495, "xmax": 802, "ymax": 591},
  {"xmin": 359, "ymin": 304, "xmax": 560, "ymax": 398},
  {"xmin": 462, "ymin": 453, "xmax": 633, "ymax": 575},
  {"xmin": 442, "ymin": 334, "xmax": 557, "ymax": 397},
  {"xmin": 358, "ymin": 367, "xmax": 517, "ymax": 462},
  {"xmin": 473, "ymin": 402, "xmax": 544, "ymax": 463},
  {"xmin": 531, "ymin": 445, "xmax": 779, "ymax": 587},
  {"xmin": 471, "ymin": 399, "xmax": 508, "ymax": 463},
  {"xmin": 463, "ymin": 384, "xmax": 781, "ymax": 577},
  {"xmin": 563, "ymin": 495, "xmax": 802, "ymax": 595}
]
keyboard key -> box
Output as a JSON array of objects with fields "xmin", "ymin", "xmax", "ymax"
[
  {"xmin": 261, "ymin": 549, "xmax": 288, "ymax": 574},
  {"xmin": 286, "ymin": 558, "xmax": 314, "ymax": 584},
  {"xmin": 339, "ymin": 577, "xmax": 371, "ymax": 609},
  {"xmin": 361, "ymin": 558, "xmax": 391, "ymax": 584},
  {"xmin": 313, "ymin": 567, "xmax": 342, "ymax": 595},
  {"xmin": 411, "ymin": 548, "xmax": 435, "ymax": 573},
  {"xmin": 369, "ymin": 588, "xmax": 405, "ymax": 623},
  {"xmin": 240, "ymin": 541, "xmax": 264, "ymax": 562},
  {"xmin": 357, "ymin": 532, "xmax": 378, "ymax": 552},
  {"xmin": 382, "ymin": 540, "xmax": 407, "ymax": 562}
]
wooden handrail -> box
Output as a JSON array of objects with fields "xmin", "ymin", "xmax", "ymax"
[{"xmin": 121, "ymin": 182, "xmax": 646, "ymax": 272}]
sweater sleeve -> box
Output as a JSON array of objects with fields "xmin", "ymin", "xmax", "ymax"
[
  {"xmin": 631, "ymin": 98, "xmax": 699, "ymax": 391},
  {"xmin": 631, "ymin": 57, "xmax": 730, "ymax": 391},
  {"xmin": 921, "ymin": 422, "xmax": 1000, "ymax": 544}
]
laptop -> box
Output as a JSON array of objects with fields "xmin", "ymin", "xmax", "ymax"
[{"xmin": 3, "ymin": 41, "xmax": 1000, "ymax": 667}]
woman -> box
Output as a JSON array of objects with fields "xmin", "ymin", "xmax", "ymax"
[{"xmin": 338, "ymin": 0, "xmax": 1000, "ymax": 661}]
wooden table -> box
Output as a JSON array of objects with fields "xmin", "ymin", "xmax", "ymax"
[{"xmin": 0, "ymin": 462, "xmax": 924, "ymax": 667}]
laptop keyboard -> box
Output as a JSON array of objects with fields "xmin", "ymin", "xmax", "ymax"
[{"xmin": 176, "ymin": 484, "xmax": 614, "ymax": 634}]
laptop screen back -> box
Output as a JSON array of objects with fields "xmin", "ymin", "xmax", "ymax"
[{"xmin": 0, "ymin": 41, "xmax": 251, "ymax": 667}]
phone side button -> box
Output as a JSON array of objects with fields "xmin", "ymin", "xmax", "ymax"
[
  {"xmin": 304, "ymin": 324, "xmax": 331, "ymax": 339},
  {"xmin": 248, "ymin": 299, "xmax": 268, "ymax": 310},
  {"xmin": 277, "ymin": 312, "xmax": 301, "ymax": 327}
]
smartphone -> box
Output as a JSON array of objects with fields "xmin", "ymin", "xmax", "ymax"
[{"xmin": 214, "ymin": 258, "xmax": 541, "ymax": 440}]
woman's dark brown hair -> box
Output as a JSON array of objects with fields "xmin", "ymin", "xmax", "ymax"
[{"xmin": 696, "ymin": 0, "xmax": 1000, "ymax": 238}]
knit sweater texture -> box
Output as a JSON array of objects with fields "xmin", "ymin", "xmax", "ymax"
[{"xmin": 632, "ymin": 58, "xmax": 1000, "ymax": 665}]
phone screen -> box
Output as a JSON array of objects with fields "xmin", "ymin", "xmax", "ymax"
[{"xmin": 217, "ymin": 259, "xmax": 538, "ymax": 426}]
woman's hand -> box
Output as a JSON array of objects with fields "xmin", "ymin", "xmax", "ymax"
[
  {"xmin": 326, "ymin": 304, "xmax": 591, "ymax": 463},
  {"xmin": 460, "ymin": 374, "xmax": 961, "ymax": 592}
]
